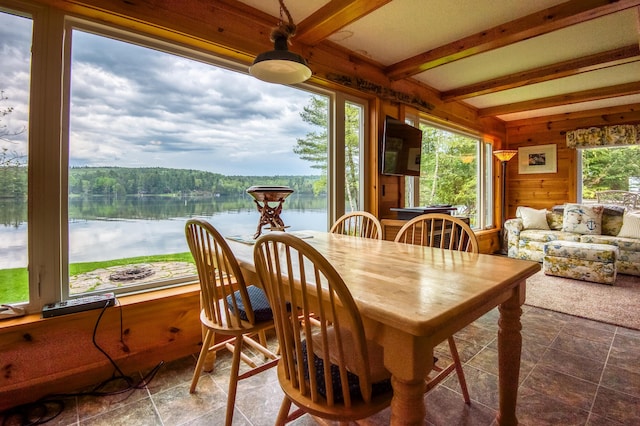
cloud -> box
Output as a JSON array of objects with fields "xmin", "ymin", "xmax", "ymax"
[
  {"xmin": 67, "ymin": 30, "xmax": 324, "ymax": 175},
  {"xmin": 1, "ymin": 12, "xmax": 326, "ymax": 176},
  {"xmin": 0, "ymin": 12, "xmax": 31, "ymax": 151}
]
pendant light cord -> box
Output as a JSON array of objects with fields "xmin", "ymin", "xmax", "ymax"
[{"xmin": 272, "ymin": 0, "xmax": 296, "ymax": 42}]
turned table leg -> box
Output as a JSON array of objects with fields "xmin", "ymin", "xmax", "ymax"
[
  {"xmin": 390, "ymin": 376, "xmax": 427, "ymax": 426},
  {"xmin": 496, "ymin": 282, "xmax": 524, "ymax": 426}
]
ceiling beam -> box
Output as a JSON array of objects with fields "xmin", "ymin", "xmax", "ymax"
[
  {"xmin": 477, "ymin": 81, "xmax": 640, "ymax": 117},
  {"xmin": 295, "ymin": 0, "xmax": 391, "ymax": 45},
  {"xmin": 385, "ymin": 0, "xmax": 640, "ymax": 81},
  {"xmin": 442, "ymin": 45, "xmax": 640, "ymax": 102}
]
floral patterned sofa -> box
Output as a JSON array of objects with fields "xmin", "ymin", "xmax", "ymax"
[{"xmin": 505, "ymin": 203, "xmax": 640, "ymax": 277}]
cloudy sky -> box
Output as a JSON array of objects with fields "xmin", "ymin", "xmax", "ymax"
[{"xmin": 0, "ymin": 10, "xmax": 323, "ymax": 176}]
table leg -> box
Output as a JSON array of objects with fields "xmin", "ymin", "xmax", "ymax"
[
  {"xmin": 390, "ymin": 375, "xmax": 426, "ymax": 426},
  {"xmin": 496, "ymin": 282, "xmax": 524, "ymax": 426},
  {"xmin": 380, "ymin": 333, "xmax": 431, "ymax": 426}
]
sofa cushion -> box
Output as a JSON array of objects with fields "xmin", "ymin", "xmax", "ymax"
[
  {"xmin": 601, "ymin": 204, "xmax": 625, "ymax": 236},
  {"xmin": 562, "ymin": 204, "xmax": 604, "ymax": 235},
  {"xmin": 516, "ymin": 206, "xmax": 550, "ymax": 230},
  {"xmin": 602, "ymin": 212, "xmax": 624, "ymax": 236},
  {"xmin": 580, "ymin": 235, "xmax": 640, "ymax": 252},
  {"xmin": 517, "ymin": 230, "xmax": 581, "ymax": 262},
  {"xmin": 519, "ymin": 229, "xmax": 581, "ymax": 244},
  {"xmin": 553, "ymin": 204, "xmax": 624, "ymax": 236},
  {"xmin": 544, "ymin": 240, "xmax": 618, "ymax": 263},
  {"xmin": 548, "ymin": 209, "xmax": 564, "ymax": 231},
  {"xmin": 618, "ymin": 210, "xmax": 640, "ymax": 239}
]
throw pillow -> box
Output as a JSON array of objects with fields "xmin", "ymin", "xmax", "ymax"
[
  {"xmin": 617, "ymin": 210, "xmax": 640, "ymax": 239},
  {"xmin": 562, "ymin": 204, "xmax": 603, "ymax": 235},
  {"xmin": 516, "ymin": 206, "xmax": 550, "ymax": 230}
]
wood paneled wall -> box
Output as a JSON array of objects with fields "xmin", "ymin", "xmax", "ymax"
[
  {"xmin": 505, "ymin": 104, "xmax": 640, "ymax": 219},
  {"xmin": 0, "ymin": 287, "xmax": 202, "ymax": 411}
]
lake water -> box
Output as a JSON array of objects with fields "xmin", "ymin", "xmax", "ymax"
[{"xmin": 0, "ymin": 195, "xmax": 328, "ymax": 269}]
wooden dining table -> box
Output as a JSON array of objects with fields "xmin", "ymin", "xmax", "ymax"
[{"xmin": 225, "ymin": 230, "xmax": 540, "ymax": 426}]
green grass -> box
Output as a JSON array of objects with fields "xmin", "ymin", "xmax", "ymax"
[
  {"xmin": 0, "ymin": 268, "xmax": 29, "ymax": 305},
  {"xmin": 1, "ymin": 252, "xmax": 194, "ymax": 305},
  {"xmin": 68, "ymin": 252, "xmax": 194, "ymax": 275}
]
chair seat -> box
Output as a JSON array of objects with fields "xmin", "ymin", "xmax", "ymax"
[
  {"xmin": 226, "ymin": 285, "xmax": 273, "ymax": 322},
  {"xmin": 301, "ymin": 340, "xmax": 392, "ymax": 403}
]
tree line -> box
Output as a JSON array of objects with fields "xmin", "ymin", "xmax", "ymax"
[{"xmin": 0, "ymin": 166, "xmax": 322, "ymax": 199}]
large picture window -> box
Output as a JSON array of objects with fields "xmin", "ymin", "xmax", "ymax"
[
  {"xmin": 64, "ymin": 28, "xmax": 332, "ymax": 297},
  {"xmin": 0, "ymin": 6, "xmax": 367, "ymax": 311},
  {"xmin": 579, "ymin": 145, "xmax": 640, "ymax": 202}
]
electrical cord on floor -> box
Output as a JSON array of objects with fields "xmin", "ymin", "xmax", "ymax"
[{"xmin": 1, "ymin": 300, "xmax": 165, "ymax": 426}]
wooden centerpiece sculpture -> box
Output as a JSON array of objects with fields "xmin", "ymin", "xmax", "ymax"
[{"xmin": 246, "ymin": 185, "xmax": 294, "ymax": 238}]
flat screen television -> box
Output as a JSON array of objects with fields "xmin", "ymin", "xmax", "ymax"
[{"xmin": 381, "ymin": 116, "xmax": 423, "ymax": 176}]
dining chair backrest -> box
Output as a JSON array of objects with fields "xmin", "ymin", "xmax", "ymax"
[
  {"xmin": 329, "ymin": 211, "xmax": 383, "ymax": 240},
  {"xmin": 394, "ymin": 213, "xmax": 479, "ymax": 253},
  {"xmin": 253, "ymin": 232, "xmax": 392, "ymax": 422},
  {"xmin": 185, "ymin": 218, "xmax": 259, "ymax": 329}
]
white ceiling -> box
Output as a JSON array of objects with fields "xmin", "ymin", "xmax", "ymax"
[{"xmin": 236, "ymin": 0, "xmax": 640, "ymax": 122}]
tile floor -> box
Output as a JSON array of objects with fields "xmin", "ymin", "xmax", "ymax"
[{"xmin": 2, "ymin": 305, "xmax": 639, "ymax": 425}]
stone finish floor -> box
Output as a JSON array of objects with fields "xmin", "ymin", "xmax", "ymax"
[{"xmin": 3, "ymin": 305, "xmax": 639, "ymax": 425}]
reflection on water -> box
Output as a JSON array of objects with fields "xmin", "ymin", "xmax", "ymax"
[{"xmin": 0, "ymin": 195, "xmax": 328, "ymax": 268}]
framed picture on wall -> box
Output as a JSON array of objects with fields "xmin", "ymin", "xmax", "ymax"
[{"xmin": 518, "ymin": 144, "xmax": 557, "ymax": 174}]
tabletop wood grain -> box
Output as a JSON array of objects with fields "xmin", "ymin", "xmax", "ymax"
[{"xmin": 228, "ymin": 230, "xmax": 539, "ymax": 336}]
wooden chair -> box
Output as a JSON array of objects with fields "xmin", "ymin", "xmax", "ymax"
[
  {"xmin": 185, "ymin": 219, "xmax": 279, "ymax": 426},
  {"xmin": 253, "ymin": 232, "xmax": 394, "ymax": 425},
  {"xmin": 394, "ymin": 213, "xmax": 477, "ymax": 252},
  {"xmin": 330, "ymin": 211, "xmax": 383, "ymax": 240},
  {"xmin": 394, "ymin": 213, "xmax": 473, "ymax": 403}
]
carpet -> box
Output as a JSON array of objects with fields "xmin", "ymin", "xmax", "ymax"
[{"xmin": 525, "ymin": 270, "xmax": 640, "ymax": 330}]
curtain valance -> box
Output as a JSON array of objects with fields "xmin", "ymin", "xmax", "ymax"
[{"xmin": 566, "ymin": 124, "xmax": 640, "ymax": 149}]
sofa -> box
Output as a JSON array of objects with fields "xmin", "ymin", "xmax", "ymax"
[{"xmin": 505, "ymin": 203, "xmax": 640, "ymax": 277}]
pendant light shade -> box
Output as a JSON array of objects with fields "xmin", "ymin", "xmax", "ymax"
[
  {"xmin": 249, "ymin": 0, "xmax": 311, "ymax": 85},
  {"xmin": 250, "ymin": 32, "xmax": 311, "ymax": 85}
]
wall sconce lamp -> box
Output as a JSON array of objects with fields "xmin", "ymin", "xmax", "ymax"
[
  {"xmin": 493, "ymin": 149, "xmax": 517, "ymax": 253},
  {"xmin": 249, "ymin": 0, "xmax": 311, "ymax": 85}
]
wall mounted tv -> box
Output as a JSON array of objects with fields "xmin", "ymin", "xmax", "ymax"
[{"xmin": 380, "ymin": 116, "xmax": 423, "ymax": 176}]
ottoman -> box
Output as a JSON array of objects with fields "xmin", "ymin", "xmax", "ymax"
[{"xmin": 543, "ymin": 240, "xmax": 618, "ymax": 285}]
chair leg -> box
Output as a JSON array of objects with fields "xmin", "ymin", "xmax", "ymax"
[
  {"xmin": 190, "ymin": 329, "xmax": 214, "ymax": 393},
  {"xmin": 275, "ymin": 397, "xmax": 293, "ymax": 426},
  {"xmin": 258, "ymin": 329, "xmax": 268, "ymax": 348},
  {"xmin": 225, "ymin": 334, "xmax": 244, "ymax": 426},
  {"xmin": 448, "ymin": 336, "xmax": 470, "ymax": 404}
]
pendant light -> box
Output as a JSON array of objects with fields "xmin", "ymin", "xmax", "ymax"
[{"xmin": 249, "ymin": 0, "xmax": 311, "ymax": 85}]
